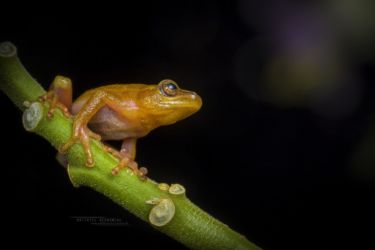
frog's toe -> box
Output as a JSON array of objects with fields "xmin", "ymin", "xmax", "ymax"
[
  {"xmin": 87, "ymin": 130, "xmax": 101, "ymax": 141},
  {"xmin": 60, "ymin": 137, "xmax": 96, "ymax": 168},
  {"xmin": 79, "ymin": 127, "xmax": 96, "ymax": 167},
  {"xmin": 39, "ymin": 91, "xmax": 71, "ymax": 119},
  {"xmin": 111, "ymin": 155, "xmax": 138, "ymax": 176},
  {"xmin": 111, "ymin": 158, "xmax": 129, "ymax": 176},
  {"xmin": 55, "ymin": 102, "xmax": 71, "ymax": 118},
  {"xmin": 111, "ymin": 166, "xmax": 120, "ymax": 175},
  {"xmin": 59, "ymin": 136, "xmax": 78, "ymax": 153},
  {"xmin": 86, "ymin": 157, "xmax": 95, "ymax": 167},
  {"xmin": 138, "ymin": 166, "xmax": 148, "ymax": 181},
  {"xmin": 111, "ymin": 156, "xmax": 147, "ymax": 180},
  {"xmin": 102, "ymin": 144, "xmax": 118, "ymax": 156},
  {"xmin": 38, "ymin": 91, "xmax": 52, "ymax": 102}
]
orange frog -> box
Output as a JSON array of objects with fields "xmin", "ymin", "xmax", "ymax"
[{"xmin": 40, "ymin": 76, "xmax": 202, "ymax": 179}]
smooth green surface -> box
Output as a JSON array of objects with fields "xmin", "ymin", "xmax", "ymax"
[{"xmin": 0, "ymin": 41, "xmax": 261, "ymax": 250}]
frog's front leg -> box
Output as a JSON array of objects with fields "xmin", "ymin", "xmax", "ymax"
[
  {"xmin": 60, "ymin": 90, "xmax": 116, "ymax": 167},
  {"xmin": 39, "ymin": 75, "xmax": 72, "ymax": 118}
]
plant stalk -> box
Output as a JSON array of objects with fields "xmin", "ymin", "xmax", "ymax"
[{"xmin": 0, "ymin": 41, "xmax": 261, "ymax": 250}]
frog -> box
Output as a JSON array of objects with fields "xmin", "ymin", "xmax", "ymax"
[{"xmin": 39, "ymin": 75, "xmax": 202, "ymax": 178}]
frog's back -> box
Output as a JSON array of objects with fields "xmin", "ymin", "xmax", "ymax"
[
  {"xmin": 77, "ymin": 84, "xmax": 151, "ymax": 99},
  {"xmin": 72, "ymin": 84, "xmax": 152, "ymax": 112}
]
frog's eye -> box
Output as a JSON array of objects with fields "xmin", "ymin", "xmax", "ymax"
[{"xmin": 159, "ymin": 80, "xmax": 178, "ymax": 97}]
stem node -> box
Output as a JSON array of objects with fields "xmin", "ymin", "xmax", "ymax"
[
  {"xmin": 0, "ymin": 41, "xmax": 17, "ymax": 58},
  {"xmin": 22, "ymin": 102, "xmax": 44, "ymax": 131}
]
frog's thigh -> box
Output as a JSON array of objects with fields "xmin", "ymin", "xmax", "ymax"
[{"xmin": 49, "ymin": 75, "xmax": 73, "ymax": 110}]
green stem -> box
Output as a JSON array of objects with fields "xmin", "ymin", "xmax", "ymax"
[
  {"xmin": 0, "ymin": 41, "xmax": 261, "ymax": 250},
  {"xmin": 0, "ymin": 42, "xmax": 45, "ymax": 110}
]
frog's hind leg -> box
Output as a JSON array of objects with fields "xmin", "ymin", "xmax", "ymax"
[
  {"xmin": 39, "ymin": 75, "xmax": 72, "ymax": 118},
  {"xmin": 104, "ymin": 138, "xmax": 148, "ymax": 180}
]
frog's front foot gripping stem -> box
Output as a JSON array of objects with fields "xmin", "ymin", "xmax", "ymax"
[
  {"xmin": 59, "ymin": 126, "xmax": 148, "ymax": 180},
  {"xmin": 60, "ymin": 126, "xmax": 101, "ymax": 167}
]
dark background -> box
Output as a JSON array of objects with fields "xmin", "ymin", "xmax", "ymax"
[{"xmin": 1, "ymin": 1, "xmax": 375, "ymax": 249}]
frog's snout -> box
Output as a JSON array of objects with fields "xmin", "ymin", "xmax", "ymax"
[
  {"xmin": 179, "ymin": 89, "xmax": 202, "ymax": 111},
  {"xmin": 191, "ymin": 92, "xmax": 202, "ymax": 110}
]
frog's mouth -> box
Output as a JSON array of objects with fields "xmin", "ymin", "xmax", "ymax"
[
  {"xmin": 160, "ymin": 90, "xmax": 202, "ymax": 110},
  {"xmin": 155, "ymin": 91, "xmax": 202, "ymax": 124}
]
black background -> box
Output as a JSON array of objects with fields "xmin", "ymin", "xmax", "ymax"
[{"xmin": 1, "ymin": 1, "xmax": 374, "ymax": 249}]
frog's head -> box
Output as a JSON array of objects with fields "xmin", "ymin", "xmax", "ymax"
[{"xmin": 140, "ymin": 79, "xmax": 202, "ymax": 125}]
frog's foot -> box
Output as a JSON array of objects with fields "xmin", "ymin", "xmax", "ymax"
[
  {"xmin": 38, "ymin": 91, "xmax": 71, "ymax": 119},
  {"xmin": 112, "ymin": 157, "xmax": 148, "ymax": 181},
  {"xmin": 59, "ymin": 126, "xmax": 101, "ymax": 167},
  {"xmin": 103, "ymin": 145, "xmax": 148, "ymax": 180}
]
